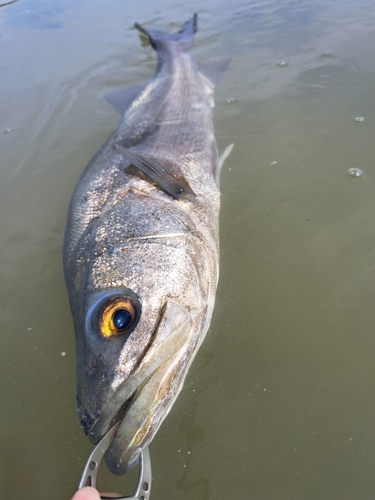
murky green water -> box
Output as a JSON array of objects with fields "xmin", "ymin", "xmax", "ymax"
[{"xmin": 1, "ymin": 0, "xmax": 375, "ymax": 498}]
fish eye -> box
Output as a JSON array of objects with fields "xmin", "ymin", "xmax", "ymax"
[
  {"xmin": 98, "ymin": 295, "xmax": 140, "ymax": 339},
  {"xmin": 113, "ymin": 309, "xmax": 131, "ymax": 331}
]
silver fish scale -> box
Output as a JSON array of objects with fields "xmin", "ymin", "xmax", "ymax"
[
  {"xmin": 92, "ymin": 190, "xmax": 197, "ymax": 243},
  {"xmin": 64, "ymin": 16, "xmax": 231, "ymax": 477}
]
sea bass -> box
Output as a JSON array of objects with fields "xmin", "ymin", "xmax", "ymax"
[{"xmin": 63, "ymin": 14, "xmax": 232, "ymax": 475}]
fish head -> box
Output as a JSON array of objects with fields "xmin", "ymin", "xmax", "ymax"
[{"xmin": 65, "ymin": 202, "xmax": 216, "ymax": 474}]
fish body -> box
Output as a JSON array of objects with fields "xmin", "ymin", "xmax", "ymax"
[{"xmin": 63, "ymin": 15, "xmax": 231, "ymax": 474}]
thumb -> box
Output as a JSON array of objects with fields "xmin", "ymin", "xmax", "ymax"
[{"xmin": 71, "ymin": 486, "xmax": 101, "ymax": 500}]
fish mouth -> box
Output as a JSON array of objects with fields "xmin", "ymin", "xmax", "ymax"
[{"xmin": 85, "ymin": 299, "xmax": 195, "ymax": 475}]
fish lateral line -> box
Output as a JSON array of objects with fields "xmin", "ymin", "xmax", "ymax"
[{"xmin": 119, "ymin": 232, "xmax": 193, "ymax": 241}]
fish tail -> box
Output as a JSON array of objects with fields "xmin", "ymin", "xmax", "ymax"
[
  {"xmin": 179, "ymin": 13, "xmax": 198, "ymax": 40},
  {"xmin": 135, "ymin": 14, "xmax": 198, "ymax": 53}
]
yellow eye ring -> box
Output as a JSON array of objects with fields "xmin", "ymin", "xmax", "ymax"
[{"xmin": 99, "ymin": 296, "xmax": 138, "ymax": 338}]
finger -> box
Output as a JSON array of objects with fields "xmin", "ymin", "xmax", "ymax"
[{"xmin": 71, "ymin": 486, "xmax": 101, "ymax": 500}]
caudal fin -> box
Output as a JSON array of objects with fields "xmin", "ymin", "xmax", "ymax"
[{"xmin": 135, "ymin": 14, "xmax": 198, "ymax": 53}]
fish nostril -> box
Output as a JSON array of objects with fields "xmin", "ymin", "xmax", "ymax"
[
  {"xmin": 89, "ymin": 357, "xmax": 97, "ymax": 367},
  {"xmin": 80, "ymin": 412, "xmax": 95, "ymax": 434},
  {"xmin": 88, "ymin": 357, "xmax": 98, "ymax": 376}
]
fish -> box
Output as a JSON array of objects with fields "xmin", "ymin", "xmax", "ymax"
[{"xmin": 63, "ymin": 14, "xmax": 232, "ymax": 475}]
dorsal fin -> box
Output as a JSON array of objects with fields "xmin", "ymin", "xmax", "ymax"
[
  {"xmin": 104, "ymin": 82, "xmax": 148, "ymax": 115},
  {"xmin": 199, "ymin": 58, "xmax": 231, "ymax": 86}
]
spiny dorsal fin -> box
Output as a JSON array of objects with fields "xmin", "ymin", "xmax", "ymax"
[{"xmin": 116, "ymin": 145, "xmax": 195, "ymax": 199}]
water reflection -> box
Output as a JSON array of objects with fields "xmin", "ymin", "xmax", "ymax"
[{"xmin": 176, "ymin": 383, "xmax": 212, "ymax": 500}]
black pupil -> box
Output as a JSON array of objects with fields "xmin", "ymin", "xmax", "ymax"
[{"xmin": 113, "ymin": 309, "xmax": 131, "ymax": 331}]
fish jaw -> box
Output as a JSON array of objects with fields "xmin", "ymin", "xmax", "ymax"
[
  {"xmin": 105, "ymin": 341, "xmax": 192, "ymax": 474},
  {"xmin": 79, "ymin": 299, "xmax": 205, "ymax": 474}
]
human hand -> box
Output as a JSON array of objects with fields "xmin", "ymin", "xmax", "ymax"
[
  {"xmin": 71, "ymin": 487, "xmax": 101, "ymax": 500},
  {"xmin": 71, "ymin": 486, "xmax": 119, "ymax": 500}
]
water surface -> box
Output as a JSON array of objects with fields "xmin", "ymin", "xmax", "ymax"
[{"xmin": 1, "ymin": 0, "xmax": 375, "ymax": 498}]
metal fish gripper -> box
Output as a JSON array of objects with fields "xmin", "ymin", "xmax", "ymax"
[{"xmin": 78, "ymin": 422, "xmax": 152, "ymax": 500}]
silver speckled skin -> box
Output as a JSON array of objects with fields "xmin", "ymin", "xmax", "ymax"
[{"xmin": 63, "ymin": 16, "xmax": 228, "ymax": 475}]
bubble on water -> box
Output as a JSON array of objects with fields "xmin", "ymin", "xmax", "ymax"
[
  {"xmin": 355, "ymin": 116, "xmax": 365, "ymax": 122},
  {"xmin": 348, "ymin": 168, "xmax": 362, "ymax": 177},
  {"xmin": 226, "ymin": 97, "xmax": 236, "ymax": 104},
  {"xmin": 276, "ymin": 60, "xmax": 287, "ymax": 67},
  {"xmin": 270, "ymin": 161, "xmax": 278, "ymax": 165}
]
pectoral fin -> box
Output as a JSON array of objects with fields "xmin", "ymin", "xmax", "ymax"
[
  {"xmin": 115, "ymin": 145, "xmax": 195, "ymax": 199},
  {"xmin": 214, "ymin": 143, "xmax": 234, "ymax": 189}
]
